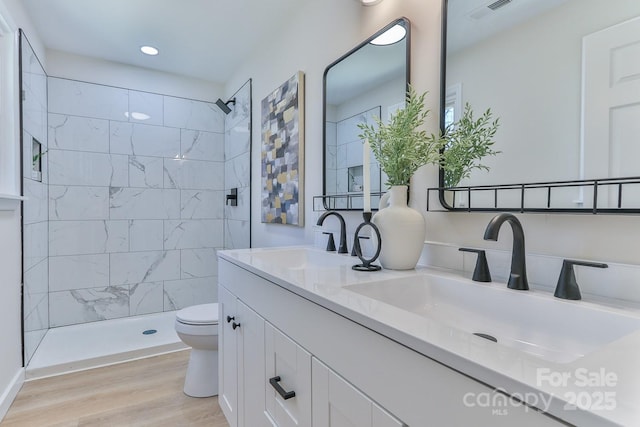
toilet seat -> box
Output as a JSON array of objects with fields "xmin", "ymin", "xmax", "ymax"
[{"xmin": 176, "ymin": 303, "xmax": 219, "ymax": 325}]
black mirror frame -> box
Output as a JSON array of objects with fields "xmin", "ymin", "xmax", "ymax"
[
  {"xmin": 438, "ymin": 0, "xmax": 452, "ymax": 210},
  {"xmin": 437, "ymin": 0, "xmax": 640, "ymax": 214},
  {"xmin": 322, "ymin": 17, "xmax": 411, "ymax": 211}
]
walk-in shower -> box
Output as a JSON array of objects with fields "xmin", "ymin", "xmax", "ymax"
[{"xmin": 20, "ymin": 31, "xmax": 252, "ymax": 375}]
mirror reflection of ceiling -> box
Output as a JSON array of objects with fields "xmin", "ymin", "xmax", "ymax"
[
  {"xmin": 447, "ymin": 0, "xmax": 568, "ymax": 54},
  {"xmin": 444, "ymin": 0, "xmax": 640, "ymax": 196},
  {"xmin": 326, "ymin": 41, "xmax": 406, "ymax": 106}
]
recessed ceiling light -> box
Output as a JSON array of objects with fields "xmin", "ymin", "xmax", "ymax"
[
  {"xmin": 370, "ymin": 24, "xmax": 407, "ymax": 46},
  {"xmin": 360, "ymin": 0, "xmax": 383, "ymax": 5},
  {"xmin": 140, "ymin": 45, "xmax": 159, "ymax": 56}
]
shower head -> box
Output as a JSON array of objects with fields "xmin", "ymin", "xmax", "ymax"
[{"xmin": 215, "ymin": 97, "xmax": 236, "ymax": 115}]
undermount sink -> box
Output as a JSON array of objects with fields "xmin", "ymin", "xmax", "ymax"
[
  {"xmin": 247, "ymin": 247, "xmax": 353, "ymax": 270},
  {"xmin": 345, "ymin": 274, "xmax": 640, "ymax": 363}
]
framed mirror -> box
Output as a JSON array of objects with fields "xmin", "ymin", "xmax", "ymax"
[
  {"xmin": 439, "ymin": 0, "xmax": 640, "ymax": 212},
  {"xmin": 323, "ymin": 17, "xmax": 410, "ymax": 210}
]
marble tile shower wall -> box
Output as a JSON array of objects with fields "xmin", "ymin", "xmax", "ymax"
[
  {"xmin": 21, "ymin": 36, "xmax": 49, "ymax": 363},
  {"xmin": 47, "ymin": 77, "xmax": 225, "ymax": 327},
  {"xmin": 327, "ymin": 107, "xmax": 383, "ymax": 209},
  {"xmin": 224, "ymin": 80, "xmax": 251, "ymax": 249}
]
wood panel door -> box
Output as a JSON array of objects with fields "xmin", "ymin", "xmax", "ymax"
[{"xmin": 582, "ymin": 16, "xmax": 640, "ymax": 207}]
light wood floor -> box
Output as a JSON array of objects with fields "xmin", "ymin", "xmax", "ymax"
[{"xmin": 2, "ymin": 350, "xmax": 229, "ymax": 427}]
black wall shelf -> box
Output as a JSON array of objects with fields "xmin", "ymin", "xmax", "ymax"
[
  {"xmin": 313, "ymin": 192, "xmax": 385, "ymax": 212},
  {"xmin": 429, "ymin": 176, "xmax": 640, "ymax": 214}
]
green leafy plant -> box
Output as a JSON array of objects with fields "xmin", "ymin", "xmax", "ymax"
[
  {"xmin": 358, "ymin": 86, "xmax": 444, "ymax": 187},
  {"xmin": 32, "ymin": 149, "xmax": 48, "ymax": 167},
  {"xmin": 357, "ymin": 87, "xmax": 500, "ymax": 189},
  {"xmin": 440, "ymin": 103, "xmax": 500, "ymax": 188}
]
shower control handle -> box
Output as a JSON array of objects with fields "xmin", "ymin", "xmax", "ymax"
[
  {"xmin": 226, "ymin": 188, "xmax": 238, "ymax": 206},
  {"xmin": 232, "ymin": 321, "xmax": 241, "ymax": 330},
  {"xmin": 226, "ymin": 315, "xmax": 235, "ymax": 323}
]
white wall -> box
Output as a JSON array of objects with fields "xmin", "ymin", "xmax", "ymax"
[
  {"xmin": 47, "ymin": 50, "xmax": 222, "ymax": 102},
  {"xmin": 0, "ymin": 0, "xmax": 44, "ymax": 61},
  {"xmin": 224, "ymin": 0, "xmax": 442, "ymax": 248},
  {"xmin": 226, "ymin": 0, "xmax": 640, "ymax": 273},
  {"xmin": 0, "ymin": 0, "xmax": 41, "ymax": 419},
  {"xmin": 0, "ymin": 207, "xmax": 23, "ymax": 419}
]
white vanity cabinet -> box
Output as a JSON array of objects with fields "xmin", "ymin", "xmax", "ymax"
[
  {"xmin": 312, "ymin": 359, "xmax": 404, "ymax": 427},
  {"xmin": 218, "ymin": 257, "xmax": 564, "ymax": 427},
  {"xmin": 264, "ymin": 323, "xmax": 312, "ymax": 426},
  {"xmin": 219, "ymin": 280, "xmax": 403, "ymax": 427},
  {"xmin": 220, "ymin": 283, "xmax": 314, "ymax": 427},
  {"xmin": 219, "ymin": 285, "xmax": 268, "ymax": 427},
  {"xmin": 218, "ymin": 285, "xmax": 238, "ymax": 426}
]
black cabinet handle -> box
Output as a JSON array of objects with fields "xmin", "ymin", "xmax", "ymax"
[
  {"xmin": 269, "ymin": 376, "xmax": 296, "ymax": 400},
  {"xmin": 232, "ymin": 322, "xmax": 241, "ymax": 330},
  {"xmin": 226, "ymin": 315, "xmax": 234, "ymax": 323}
]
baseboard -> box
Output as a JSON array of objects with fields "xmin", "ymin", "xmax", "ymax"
[
  {"xmin": 26, "ymin": 342, "xmax": 188, "ymax": 381},
  {"xmin": 0, "ymin": 368, "xmax": 25, "ymax": 422}
]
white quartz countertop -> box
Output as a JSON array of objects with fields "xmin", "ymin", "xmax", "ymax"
[{"xmin": 218, "ymin": 246, "xmax": 640, "ymax": 427}]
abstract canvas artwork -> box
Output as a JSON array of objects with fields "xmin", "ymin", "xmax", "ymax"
[{"xmin": 261, "ymin": 71, "xmax": 305, "ymax": 225}]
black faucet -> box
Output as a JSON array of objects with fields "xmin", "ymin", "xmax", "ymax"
[
  {"xmin": 316, "ymin": 211, "xmax": 348, "ymax": 254},
  {"xmin": 483, "ymin": 213, "xmax": 528, "ymax": 290}
]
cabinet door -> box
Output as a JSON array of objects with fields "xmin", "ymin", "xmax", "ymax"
[
  {"xmin": 312, "ymin": 358, "xmax": 405, "ymax": 427},
  {"xmin": 237, "ymin": 300, "xmax": 267, "ymax": 427},
  {"xmin": 219, "ymin": 285, "xmax": 239, "ymax": 427},
  {"xmin": 264, "ymin": 322, "xmax": 312, "ymax": 427}
]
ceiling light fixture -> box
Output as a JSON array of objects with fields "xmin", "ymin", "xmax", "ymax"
[
  {"xmin": 140, "ymin": 45, "xmax": 159, "ymax": 56},
  {"xmin": 124, "ymin": 111, "xmax": 151, "ymax": 121},
  {"xmin": 370, "ymin": 24, "xmax": 407, "ymax": 46},
  {"xmin": 360, "ymin": 0, "xmax": 383, "ymax": 5}
]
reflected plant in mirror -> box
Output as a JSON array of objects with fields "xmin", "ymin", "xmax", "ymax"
[
  {"xmin": 441, "ymin": 0, "xmax": 640, "ymax": 211},
  {"xmin": 441, "ymin": 103, "xmax": 500, "ymax": 188}
]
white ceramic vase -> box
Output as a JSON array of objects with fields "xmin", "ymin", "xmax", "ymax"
[{"xmin": 372, "ymin": 185, "xmax": 426, "ymax": 270}]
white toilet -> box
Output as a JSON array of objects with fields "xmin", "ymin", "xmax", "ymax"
[{"xmin": 175, "ymin": 303, "xmax": 219, "ymax": 397}]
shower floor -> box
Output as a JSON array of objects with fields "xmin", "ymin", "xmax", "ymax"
[{"xmin": 26, "ymin": 311, "xmax": 187, "ymax": 380}]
